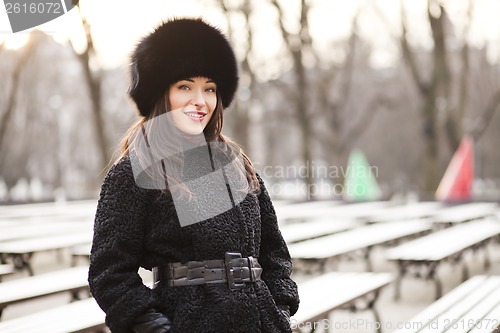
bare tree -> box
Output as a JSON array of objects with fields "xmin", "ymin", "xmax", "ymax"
[
  {"xmin": 69, "ymin": 5, "xmax": 111, "ymax": 174},
  {"xmin": 467, "ymin": 7, "xmax": 500, "ymax": 143},
  {"xmin": 270, "ymin": 0, "xmax": 316, "ymax": 197},
  {"xmin": 444, "ymin": 0, "xmax": 473, "ymax": 150},
  {"xmin": 0, "ymin": 35, "xmax": 39, "ymax": 155},
  {"xmin": 397, "ymin": 0, "xmax": 499, "ymax": 192},
  {"xmin": 469, "ymin": 65, "xmax": 500, "ymax": 141},
  {"xmin": 216, "ymin": 0, "xmax": 382, "ymax": 196},
  {"xmin": 0, "ymin": 31, "xmax": 68, "ymax": 200},
  {"xmin": 312, "ymin": 11, "xmax": 391, "ymax": 180},
  {"xmin": 214, "ymin": 0, "xmax": 254, "ymax": 152},
  {"xmin": 398, "ymin": 0, "xmax": 446, "ymax": 192}
]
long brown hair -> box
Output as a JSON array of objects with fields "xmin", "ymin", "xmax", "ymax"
[{"xmin": 118, "ymin": 89, "xmax": 260, "ymax": 195}]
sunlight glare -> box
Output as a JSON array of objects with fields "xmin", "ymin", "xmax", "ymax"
[{"xmin": 2, "ymin": 34, "xmax": 29, "ymax": 50}]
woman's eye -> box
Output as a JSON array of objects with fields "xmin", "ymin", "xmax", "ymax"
[
  {"xmin": 205, "ymin": 87, "xmax": 216, "ymax": 93},
  {"xmin": 178, "ymin": 85, "xmax": 190, "ymax": 90}
]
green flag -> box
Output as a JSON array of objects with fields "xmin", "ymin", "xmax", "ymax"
[{"xmin": 343, "ymin": 149, "xmax": 382, "ymax": 201}]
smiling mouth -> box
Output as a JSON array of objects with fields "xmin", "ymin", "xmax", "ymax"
[{"xmin": 183, "ymin": 111, "xmax": 207, "ymax": 121}]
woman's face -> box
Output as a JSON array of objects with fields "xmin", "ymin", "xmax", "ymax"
[{"xmin": 168, "ymin": 77, "xmax": 217, "ymax": 135}]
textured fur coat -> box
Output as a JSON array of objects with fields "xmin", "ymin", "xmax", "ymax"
[{"xmin": 88, "ymin": 145, "xmax": 299, "ymax": 333}]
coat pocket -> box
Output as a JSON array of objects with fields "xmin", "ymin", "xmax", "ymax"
[
  {"xmin": 255, "ymin": 281, "xmax": 292, "ymax": 333},
  {"xmin": 170, "ymin": 284, "xmax": 261, "ymax": 333}
]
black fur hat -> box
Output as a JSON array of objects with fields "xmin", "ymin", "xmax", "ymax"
[{"xmin": 129, "ymin": 18, "xmax": 239, "ymax": 117}]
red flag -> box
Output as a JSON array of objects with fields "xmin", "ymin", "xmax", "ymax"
[{"xmin": 435, "ymin": 136, "xmax": 474, "ymax": 201}]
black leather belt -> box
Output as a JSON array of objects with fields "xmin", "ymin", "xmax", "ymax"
[{"xmin": 153, "ymin": 252, "xmax": 263, "ymax": 291}]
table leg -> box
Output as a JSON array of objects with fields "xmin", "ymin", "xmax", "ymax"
[
  {"xmin": 461, "ymin": 260, "xmax": 469, "ymax": 282},
  {"xmin": 319, "ymin": 258, "xmax": 328, "ymax": 273},
  {"xmin": 484, "ymin": 246, "xmax": 491, "ymax": 271},
  {"xmin": 12, "ymin": 253, "xmax": 34, "ymax": 276},
  {"xmin": 427, "ymin": 262, "xmax": 441, "ymax": 300},
  {"xmin": 394, "ymin": 261, "xmax": 405, "ymax": 301},
  {"xmin": 364, "ymin": 247, "xmax": 373, "ymax": 272},
  {"xmin": 371, "ymin": 293, "xmax": 382, "ymax": 333}
]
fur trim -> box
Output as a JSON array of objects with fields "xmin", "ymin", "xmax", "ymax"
[{"xmin": 128, "ymin": 18, "xmax": 239, "ymax": 117}]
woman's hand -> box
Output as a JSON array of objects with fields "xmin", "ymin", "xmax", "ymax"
[
  {"xmin": 131, "ymin": 309, "xmax": 172, "ymax": 333},
  {"xmin": 277, "ymin": 304, "xmax": 291, "ymax": 322}
]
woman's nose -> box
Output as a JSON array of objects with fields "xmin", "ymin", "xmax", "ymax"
[{"xmin": 191, "ymin": 90, "xmax": 206, "ymax": 107}]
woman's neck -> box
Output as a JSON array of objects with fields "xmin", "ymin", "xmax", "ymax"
[{"xmin": 180, "ymin": 132, "xmax": 206, "ymax": 146}]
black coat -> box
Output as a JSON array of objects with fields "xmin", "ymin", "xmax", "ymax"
[{"xmin": 88, "ymin": 147, "xmax": 300, "ymax": 333}]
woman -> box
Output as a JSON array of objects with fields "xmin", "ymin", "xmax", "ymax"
[{"xmin": 88, "ymin": 18, "xmax": 299, "ymax": 333}]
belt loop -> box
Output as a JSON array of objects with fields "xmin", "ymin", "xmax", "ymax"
[
  {"xmin": 247, "ymin": 256, "xmax": 256, "ymax": 282},
  {"xmin": 225, "ymin": 252, "xmax": 246, "ymax": 291},
  {"xmin": 166, "ymin": 263, "xmax": 175, "ymax": 287},
  {"xmin": 152, "ymin": 267, "xmax": 160, "ymax": 289}
]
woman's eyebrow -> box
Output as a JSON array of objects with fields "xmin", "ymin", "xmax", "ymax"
[{"xmin": 180, "ymin": 78, "xmax": 214, "ymax": 83}]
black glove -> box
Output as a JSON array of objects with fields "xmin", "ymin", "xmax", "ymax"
[
  {"xmin": 277, "ymin": 305, "xmax": 291, "ymax": 322},
  {"xmin": 131, "ymin": 309, "xmax": 172, "ymax": 333}
]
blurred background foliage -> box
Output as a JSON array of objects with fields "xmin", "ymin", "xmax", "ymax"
[{"xmin": 0, "ymin": 0, "xmax": 499, "ymax": 203}]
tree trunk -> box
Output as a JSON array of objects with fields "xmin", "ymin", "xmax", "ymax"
[
  {"xmin": 271, "ymin": 0, "xmax": 314, "ymax": 199},
  {"xmin": 71, "ymin": 6, "xmax": 111, "ymax": 177},
  {"xmin": 0, "ymin": 36, "xmax": 38, "ymax": 153},
  {"xmin": 422, "ymin": 94, "xmax": 439, "ymax": 194}
]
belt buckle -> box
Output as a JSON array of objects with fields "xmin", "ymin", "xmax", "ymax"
[
  {"xmin": 247, "ymin": 256, "xmax": 256, "ymax": 282},
  {"xmin": 225, "ymin": 252, "xmax": 245, "ymax": 291}
]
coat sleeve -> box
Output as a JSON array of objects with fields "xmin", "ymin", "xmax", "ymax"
[
  {"xmin": 88, "ymin": 156, "xmax": 162, "ymax": 333},
  {"xmin": 256, "ymin": 173, "xmax": 300, "ymax": 315}
]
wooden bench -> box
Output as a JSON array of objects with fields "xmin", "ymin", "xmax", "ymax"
[
  {"xmin": 0, "ymin": 221, "xmax": 91, "ymax": 242},
  {"xmin": 316, "ymin": 201, "xmax": 393, "ymax": 221},
  {"xmin": 0, "ymin": 200, "xmax": 96, "ymax": 220},
  {"xmin": 0, "ymin": 297, "xmax": 106, "ymax": 333},
  {"xmin": 288, "ymin": 219, "xmax": 432, "ymax": 272},
  {"xmin": 70, "ymin": 244, "xmax": 92, "ymax": 266},
  {"xmin": 275, "ymin": 201, "xmax": 391, "ymax": 224},
  {"xmin": 292, "ymin": 272, "xmax": 393, "ymax": 333},
  {"xmin": 363, "ymin": 202, "xmax": 443, "ymax": 223},
  {"xmin": 0, "ymin": 271, "xmax": 392, "ymax": 333},
  {"xmin": 275, "ymin": 201, "xmax": 342, "ymax": 223},
  {"xmin": 281, "ymin": 218, "xmax": 359, "ymax": 244},
  {"xmin": 0, "ymin": 276, "xmax": 155, "ymax": 333},
  {"xmin": 391, "ymin": 275, "xmax": 500, "ymax": 333},
  {"xmin": 0, "ymin": 233, "xmax": 92, "ymax": 275},
  {"xmin": 0, "ymin": 264, "xmax": 15, "ymax": 281},
  {"xmin": 431, "ymin": 203, "xmax": 497, "ymax": 227},
  {"xmin": 386, "ymin": 219, "xmax": 500, "ymax": 300},
  {"xmin": 0, "ymin": 266, "xmax": 90, "ymax": 318}
]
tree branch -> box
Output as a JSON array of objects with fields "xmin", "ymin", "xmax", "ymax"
[
  {"xmin": 400, "ymin": 0, "xmax": 428, "ymax": 95},
  {"xmin": 0, "ymin": 35, "xmax": 38, "ymax": 152},
  {"xmin": 68, "ymin": 4, "xmax": 110, "ymax": 171},
  {"xmin": 269, "ymin": 0, "xmax": 299, "ymax": 103},
  {"xmin": 338, "ymin": 94, "xmax": 392, "ymax": 153},
  {"xmin": 457, "ymin": 0, "xmax": 473, "ymax": 123},
  {"xmin": 335, "ymin": 12, "xmax": 359, "ymax": 113},
  {"xmin": 471, "ymin": 90, "xmax": 500, "ymax": 141}
]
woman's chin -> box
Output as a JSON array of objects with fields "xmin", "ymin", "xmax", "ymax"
[{"xmin": 178, "ymin": 126, "xmax": 204, "ymax": 136}]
